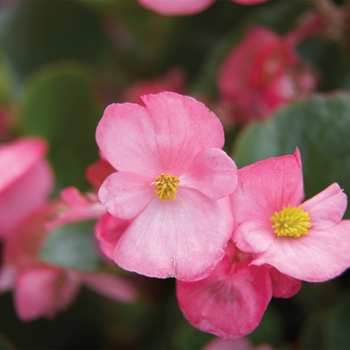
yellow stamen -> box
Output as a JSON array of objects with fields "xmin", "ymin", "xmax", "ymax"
[
  {"xmin": 269, "ymin": 205, "xmax": 311, "ymax": 238},
  {"xmin": 151, "ymin": 173, "xmax": 180, "ymax": 202}
]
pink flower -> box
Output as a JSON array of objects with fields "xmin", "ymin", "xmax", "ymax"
[
  {"xmin": 176, "ymin": 242, "xmax": 272, "ymax": 339},
  {"xmin": 0, "ymin": 137, "xmax": 53, "ymax": 239},
  {"xmin": 231, "ymin": 149, "xmax": 350, "ymax": 282},
  {"xmin": 217, "ymin": 27, "xmax": 317, "ymax": 122},
  {"xmin": 202, "ymin": 336, "xmax": 274, "ymax": 350},
  {"xmin": 96, "ymin": 91, "xmax": 238, "ymax": 281},
  {"xmin": 0, "ymin": 190, "xmax": 138, "ymax": 322},
  {"xmin": 137, "ymin": 0, "xmax": 267, "ymax": 16}
]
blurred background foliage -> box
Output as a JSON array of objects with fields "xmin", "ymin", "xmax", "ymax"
[{"xmin": 1, "ymin": 0, "xmax": 350, "ymax": 349}]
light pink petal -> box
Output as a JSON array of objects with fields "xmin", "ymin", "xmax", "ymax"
[
  {"xmin": 96, "ymin": 101, "xmax": 161, "ymax": 176},
  {"xmin": 202, "ymin": 337, "xmax": 252, "ymax": 350},
  {"xmin": 98, "ymin": 171, "xmax": 153, "ymax": 220},
  {"xmin": 268, "ymin": 267, "xmax": 301, "ymax": 298},
  {"xmin": 234, "ymin": 0, "xmax": 268, "ymax": 4},
  {"xmin": 233, "ymin": 220, "xmax": 276, "ymax": 254},
  {"xmin": 0, "ymin": 265, "xmax": 17, "ymax": 292},
  {"xmin": 253, "ymin": 221, "xmax": 350, "ymax": 282},
  {"xmin": 0, "ymin": 137, "xmax": 47, "ymax": 192},
  {"xmin": 0, "ymin": 160, "xmax": 53, "ymax": 239},
  {"xmin": 113, "ymin": 190, "xmax": 233, "ymax": 281},
  {"xmin": 231, "ymin": 149, "xmax": 304, "ymax": 224},
  {"xmin": 15, "ymin": 266, "xmax": 81, "ymax": 322},
  {"xmin": 140, "ymin": 92, "xmax": 225, "ymax": 175},
  {"xmin": 138, "ymin": 0, "xmax": 215, "ymax": 15},
  {"xmin": 176, "ymin": 258, "xmax": 272, "ymax": 339},
  {"xmin": 95, "ymin": 212, "xmax": 130, "ymax": 260},
  {"xmin": 83, "ymin": 273, "xmax": 138, "ymax": 303},
  {"xmin": 302, "ymin": 183, "xmax": 347, "ymax": 230},
  {"xmin": 180, "ymin": 148, "xmax": 237, "ymax": 200}
]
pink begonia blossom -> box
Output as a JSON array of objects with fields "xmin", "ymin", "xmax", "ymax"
[
  {"xmin": 202, "ymin": 336, "xmax": 274, "ymax": 350},
  {"xmin": 138, "ymin": 0, "xmax": 267, "ymax": 16},
  {"xmin": 217, "ymin": 26, "xmax": 317, "ymax": 122},
  {"xmin": 176, "ymin": 242, "xmax": 272, "ymax": 339},
  {"xmin": 96, "ymin": 91, "xmax": 238, "ymax": 281},
  {"xmin": 0, "ymin": 137, "xmax": 53, "ymax": 239},
  {"xmin": 0, "ymin": 190, "xmax": 138, "ymax": 322},
  {"xmin": 231, "ymin": 149, "xmax": 350, "ymax": 282}
]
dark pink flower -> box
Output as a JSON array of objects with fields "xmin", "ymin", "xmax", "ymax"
[
  {"xmin": 217, "ymin": 27, "xmax": 317, "ymax": 122},
  {"xmin": 231, "ymin": 149, "xmax": 350, "ymax": 282},
  {"xmin": 0, "ymin": 137, "xmax": 53, "ymax": 239},
  {"xmin": 96, "ymin": 92, "xmax": 238, "ymax": 281},
  {"xmin": 0, "ymin": 190, "xmax": 138, "ymax": 322},
  {"xmin": 176, "ymin": 242, "xmax": 272, "ymax": 339},
  {"xmin": 137, "ymin": 0, "xmax": 267, "ymax": 16}
]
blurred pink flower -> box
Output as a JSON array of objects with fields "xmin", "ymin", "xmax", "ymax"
[
  {"xmin": 0, "ymin": 189, "xmax": 138, "ymax": 322},
  {"xmin": 0, "ymin": 137, "xmax": 53, "ymax": 239},
  {"xmin": 217, "ymin": 26, "xmax": 317, "ymax": 122},
  {"xmin": 202, "ymin": 336, "xmax": 274, "ymax": 350},
  {"xmin": 231, "ymin": 149, "xmax": 350, "ymax": 282},
  {"xmin": 121, "ymin": 67, "xmax": 185, "ymax": 104},
  {"xmin": 138, "ymin": 0, "xmax": 267, "ymax": 16},
  {"xmin": 96, "ymin": 91, "xmax": 238, "ymax": 281},
  {"xmin": 176, "ymin": 242, "xmax": 272, "ymax": 339}
]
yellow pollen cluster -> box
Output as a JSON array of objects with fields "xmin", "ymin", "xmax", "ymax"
[
  {"xmin": 269, "ymin": 205, "xmax": 311, "ymax": 238},
  {"xmin": 151, "ymin": 173, "xmax": 180, "ymax": 202}
]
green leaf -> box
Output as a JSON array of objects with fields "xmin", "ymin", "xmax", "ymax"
[
  {"xmin": 233, "ymin": 93, "xmax": 350, "ymax": 217},
  {"xmin": 40, "ymin": 220, "xmax": 100, "ymax": 272},
  {"xmin": 19, "ymin": 63, "xmax": 102, "ymax": 190},
  {"xmin": 1, "ymin": 0, "xmax": 112, "ymax": 89}
]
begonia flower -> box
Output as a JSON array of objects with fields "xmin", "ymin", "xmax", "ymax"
[
  {"xmin": 231, "ymin": 149, "xmax": 350, "ymax": 282},
  {"xmin": 217, "ymin": 26, "xmax": 317, "ymax": 122},
  {"xmin": 0, "ymin": 189, "xmax": 138, "ymax": 322},
  {"xmin": 202, "ymin": 336, "xmax": 274, "ymax": 350},
  {"xmin": 96, "ymin": 91, "xmax": 238, "ymax": 281},
  {"xmin": 137, "ymin": 0, "xmax": 267, "ymax": 16},
  {"xmin": 176, "ymin": 242, "xmax": 272, "ymax": 339},
  {"xmin": 0, "ymin": 137, "xmax": 53, "ymax": 239}
]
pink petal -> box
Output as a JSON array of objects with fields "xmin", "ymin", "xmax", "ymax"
[
  {"xmin": 233, "ymin": 220, "xmax": 276, "ymax": 254},
  {"xmin": 83, "ymin": 273, "xmax": 138, "ymax": 303},
  {"xmin": 202, "ymin": 337, "xmax": 252, "ymax": 350},
  {"xmin": 180, "ymin": 148, "xmax": 237, "ymax": 200},
  {"xmin": 231, "ymin": 149, "xmax": 304, "ymax": 224},
  {"xmin": 85, "ymin": 158, "xmax": 116, "ymax": 190},
  {"xmin": 0, "ymin": 159, "xmax": 53, "ymax": 239},
  {"xmin": 302, "ymin": 183, "xmax": 347, "ymax": 230},
  {"xmin": 113, "ymin": 190, "xmax": 233, "ymax": 281},
  {"xmin": 176, "ymin": 258, "xmax": 272, "ymax": 339},
  {"xmin": 140, "ymin": 92, "xmax": 225, "ymax": 175},
  {"xmin": 253, "ymin": 220, "xmax": 350, "ymax": 282},
  {"xmin": 268, "ymin": 267, "xmax": 301, "ymax": 298},
  {"xmin": 137, "ymin": 0, "xmax": 215, "ymax": 15},
  {"xmin": 95, "ymin": 212, "xmax": 130, "ymax": 260},
  {"xmin": 0, "ymin": 137, "xmax": 48, "ymax": 192},
  {"xmin": 0, "ymin": 265, "xmax": 17, "ymax": 292},
  {"xmin": 234, "ymin": 0, "xmax": 268, "ymax": 4},
  {"xmin": 98, "ymin": 171, "xmax": 154, "ymax": 220},
  {"xmin": 14, "ymin": 265, "xmax": 81, "ymax": 321}
]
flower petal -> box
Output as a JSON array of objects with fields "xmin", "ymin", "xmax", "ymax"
[
  {"xmin": 302, "ymin": 183, "xmax": 347, "ymax": 230},
  {"xmin": 140, "ymin": 92, "xmax": 225, "ymax": 175},
  {"xmin": 232, "ymin": 149, "xmax": 304, "ymax": 223},
  {"xmin": 176, "ymin": 258, "xmax": 272, "ymax": 339},
  {"xmin": 98, "ymin": 171, "xmax": 153, "ymax": 220},
  {"xmin": 268, "ymin": 267, "xmax": 301, "ymax": 298},
  {"xmin": 233, "ymin": 220, "xmax": 276, "ymax": 254},
  {"xmin": 113, "ymin": 190, "xmax": 233, "ymax": 281},
  {"xmin": 83, "ymin": 273, "xmax": 138, "ymax": 303},
  {"xmin": 253, "ymin": 221, "xmax": 350, "ymax": 282},
  {"xmin": 180, "ymin": 148, "xmax": 237, "ymax": 200},
  {"xmin": 137, "ymin": 0, "xmax": 215, "ymax": 15}
]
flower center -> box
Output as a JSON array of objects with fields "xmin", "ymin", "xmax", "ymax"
[
  {"xmin": 269, "ymin": 205, "xmax": 311, "ymax": 238},
  {"xmin": 151, "ymin": 173, "xmax": 180, "ymax": 202}
]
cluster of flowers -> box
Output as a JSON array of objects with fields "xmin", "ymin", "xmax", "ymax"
[{"xmin": 2, "ymin": 90, "xmax": 350, "ymax": 341}]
